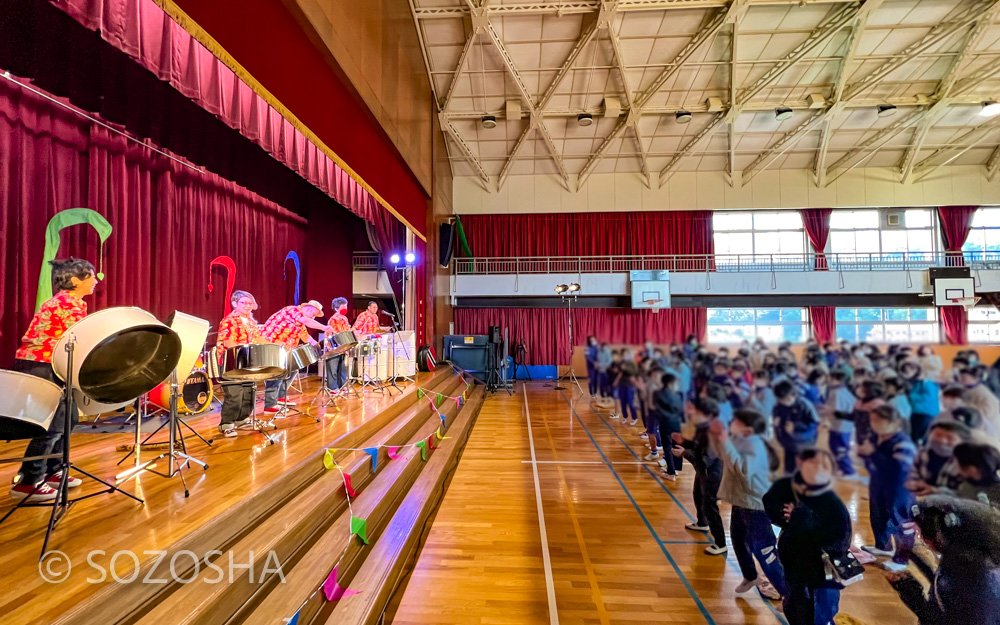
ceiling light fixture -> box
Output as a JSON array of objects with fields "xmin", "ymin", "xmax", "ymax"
[
  {"xmin": 981, "ymin": 101, "xmax": 1000, "ymax": 117},
  {"xmin": 675, "ymin": 110, "xmax": 692, "ymax": 124},
  {"xmin": 877, "ymin": 103, "xmax": 897, "ymax": 118},
  {"xmin": 774, "ymin": 106, "xmax": 793, "ymax": 121},
  {"xmin": 481, "ymin": 115, "xmax": 497, "ymax": 129},
  {"xmin": 577, "ymin": 113, "xmax": 594, "ymax": 127}
]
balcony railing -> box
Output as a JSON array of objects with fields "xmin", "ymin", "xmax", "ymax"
[
  {"xmin": 453, "ymin": 251, "xmax": 1000, "ymax": 276},
  {"xmin": 353, "ymin": 251, "xmax": 382, "ymax": 271}
]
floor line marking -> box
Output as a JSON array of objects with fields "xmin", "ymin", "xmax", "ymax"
[
  {"xmin": 576, "ymin": 396, "xmax": 790, "ymax": 625},
  {"xmin": 524, "ymin": 386, "xmax": 560, "ymax": 625},
  {"xmin": 518, "ymin": 460, "xmax": 648, "ymax": 465},
  {"xmin": 553, "ymin": 390, "xmax": 718, "ymax": 625}
]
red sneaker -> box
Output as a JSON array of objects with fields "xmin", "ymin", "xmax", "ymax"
[
  {"xmin": 45, "ymin": 471, "xmax": 82, "ymax": 488},
  {"xmin": 262, "ymin": 407, "xmax": 279, "ymax": 415},
  {"xmin": 10, "ymin": 482, "xmax": 58, "ymax": 502}
]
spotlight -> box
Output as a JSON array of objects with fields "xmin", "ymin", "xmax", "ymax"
[
  {"xmin": 981, "ymin": 101, "xmax": 1000, "ymax": 117},
  {"xmin": 577, "ymin": 113, "xmax": 594, "ymax": 127},
  {"xmin": 390, "ymin": 253, "xmax": 400, "ymax": 264},
  {"xmin": 481, "ymin": 115, "xmax": 497, "ymax": 129},
  {"xmin": 555, "ymin": 284, "xmax": 568, "ymax": 294},
  {"xmin": 877, "ymin": 103, "xmax": 897, "ymax": 118},
  {"xmin": 675, "ymin": 110, "xmax": 692, "ymax": 124},
  {"xmin": 774, "ymin": 106, "xmax": 793, "ymax": 121},
  {"xmin": 568, "ymin": 283, "xmax": 580, "ymax": 292},
  {"xmin": 405, "ymin": 252, "xmax": 416, "ymax": 263}
]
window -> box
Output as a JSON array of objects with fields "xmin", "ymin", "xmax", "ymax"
[
  {"xmin": 829, "ymin": 209, "xmax": 936, "ymax": 259},
  {"xmin": 835, "ymin": 308, "xmax": 939, "ymax": 343},
  {"xmin": 713, "ymin": 211, "xmax": 806, "ymax": 269},
  {"xmin": 707, "ymin": 308, "xmax": 808, "ymax": 344},
  {"xmin": 968, "ymin": 308, "xmax": 1000, "ymax": 343},
  {"xmin": 962, "ymin": 207, "xmax": 1000, "ymax": 255}
]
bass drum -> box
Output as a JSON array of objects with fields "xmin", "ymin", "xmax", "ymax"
[
  {"xmin": 416, "ymin": 344, "xmax": 436, "ymax": 372},
  {"xmin": 52, "ymin": 307, "xmax": 182, "ymax": 406},
  {"xmin": 0, "ymin": 370, "xmax": 63, "ymax": 440},
  {"xmin": 148, "ymin": 371, "xmax": 214, "ymax": 414}
]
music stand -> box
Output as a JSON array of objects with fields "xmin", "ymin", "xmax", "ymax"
[{"xmin": 0, "ymin": 336, "xmax": 144, "ymax": 559}]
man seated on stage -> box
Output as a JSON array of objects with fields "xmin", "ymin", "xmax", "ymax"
[
  {"xmin": 10, "ymin": 258, "xmax": 97, "ymax": 502},
  {"xmin": 216, "ymin": 290, "xmax": 263, "ymax": 437},
  {"xmin": 325, "ymin": 297, "xmax": 352, "ymax": 392},
  {"xmin": 352, "ymin": 300, "xmax": 390, "ymax": 338},
  {"xmin": 260, "ymin": 300, "xmax": 329, "ymax": 415}
]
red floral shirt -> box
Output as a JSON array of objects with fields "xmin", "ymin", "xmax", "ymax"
[
  {"xmin": 217, "ymin": 312, "xmax": 261, "ymax": 348},
  {"xmin": 15, "ymin": 291, "xmax": 88, "ymax": 363},
  {"xmin": 352, "ymin": 310, "xmax": 380, "ymax": 336},
  {"xmin": 329, "ymin": 313, "xmax": 351, "ymax": 334},
  {"xmin": 260, "ymin": 306, "xmax": 310, "ymax": 349}
]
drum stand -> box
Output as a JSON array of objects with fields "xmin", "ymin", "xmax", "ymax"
[
  {"xmin": 0, "ymin": 336, "xmax": 144, "ymax": 559},
  {"xmin": 116, "ymin": 398, "xmax": 213, "ymax": 467},
  {"xmin": 240, "ymin": 381, "xmax": 278, "ymax": 445},
  {"xmin": 359, "ymin": 345, "xmax": 386, "ymax": 394},
  {"xmin": 277, "ymin": 373, "xmax": 319, "ymax": 423},
  {"xmin": 311, "ymin": 355, "xmax": 344, "ymax": 412},
  {"xmin": 385, "ymin": 332, "xmax": 404, "ymax": 395}
]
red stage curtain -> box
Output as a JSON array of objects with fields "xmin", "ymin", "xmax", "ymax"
[
  {"xmin": 48, "ymin": 0, "xmax": 422, "ymax": 238},
  {"xmin": 453, "ymin": 307, "xmax": 707, "ymax": 366},
  {"xmin": 460, "ymin": 211, "xmax": 714, "ymax": 261},
  {"xmin": 413, "ymin": 238, "xmax": 428, "ymax": 347},
  {"xmin": 800, "ymin": 208, "xmax": 832, "ymax": 270},
  {"xmin": 941, "ymin": 307, "xmax": 968, "ymax": 345},
  {"xmin": 809, "ymin": 306, "xmax": 836, "ymax": 344},
  {"xmin": 0, "ymin": 78, "xmax": 312, "ymax": 367}
]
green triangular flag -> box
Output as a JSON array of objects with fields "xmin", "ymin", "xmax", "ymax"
[
  {"xmin": 350, "ymin": 516, "xmax": 369, "ymax": 544},
  {"xmin": 415, "ymin": 440, "xmax": 427, "ymax": 461},
  {"xmin": 436, "ymin": 394, "xmax": 443, "ymax": 407},
  {"xmin": 417, "ymin": 389, "xmax": 423, "ymax": 399}
]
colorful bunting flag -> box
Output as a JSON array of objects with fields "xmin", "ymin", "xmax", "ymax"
[
  {"xmin": 417, "ymin": 389, "xmax": 423, "ymax": 399},
  {"xmin": 436, "ymin": 393, "xmax": 443, "ymax": 407},
  {"xmin": 387, "ymin": 446, "xmax": 401, "ymax": 460},
  {"xmin": 343, "ymin": 473, "xmax": 357, "ymax": 497},
  {"xmin": 322, "ymin": 564, "xmax": 361, "ymax": 601},
  {"xmin": 287, "ymin": 610, "xmax": 301, "ymax": 625},
  {"xmin": 428, "ymin": 433, "xmax": 438, "ymax": 450},
  {"xmin": 415, "ymin": 440, "xmax": 427, "ymax": 461},
  {"xmin": 350, "ymin": 515, "xmax": 369, "ymax": 544},
  {"xmin": 323, "ymin": 449, "xmax": 339, "ymax": 470},
  {"xmin": 363, "ymin": 447, "xmax": 379, "ymax": 473},
  {"xmin": 435, "ymin": 427, "xmax": 452, "ymax": 441},
  {"xmin": 439, "ymin": 413, "xmax": 447, "ymax": 427}
]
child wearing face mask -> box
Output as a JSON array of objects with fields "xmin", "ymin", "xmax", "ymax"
[
  {"xmin": 859, "ymin": 405, "xmax": 916, "ymax": 570},
  {"xmin": 608, "ymin": 351, "xmax": 623, "ymax": 419},
  {"xmin": 947, "ymin": 442, "xmax": 1000, "ymax": 510},
  {"xmin": 907, "ymin": 421, "xmax": 971, "ymax": 497},
  {"xmin": 709, "ymin": 409, "xmax": 787, "ymax": 601},
  {"xmin": 764, "ymin": 448, "xmax": 852, "ymax": 625},
  {"xmin": 671, "ymin": 397, "xmax": 727, "ymax": 555},
  {"xmin": 584, "ymin": 336, "xmax": 600, "ymax": 398},
  {"xmin": 773, "ymin": 380, "xmax": 820, "ymax": 474},
  {"xmin": 649, "ymin": 372, "xmax": 683, "ymax": 481},
  {"xmin": 852, "ymin": 380, "xmax": 886, "ymax": 461},
  {"xmin": 901, "ymin": 361, "xmax": 939, "ymax": 445},
  {"xmin": 821, "ymin": 370, "xmax": 858, "ymax": 480},
  {"xmin": 958, "ymin": 366, "xmax": 1000, "ymax": 437}
]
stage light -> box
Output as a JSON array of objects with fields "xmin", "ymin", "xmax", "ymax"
[
  {"xmin": 577, "ymin": 113, "xmax": 594, "ymax": 127},
  {"xmin": 390, "ymin": 253, "xmax": 400, "ymax": 264},
  {"xmin": 675, "ymin": 110, "xmax": 692, "ymax": 124},
  {"xmin": 981, "ymin": 101, "xmax": 1000, "ymax": 117},
  {"xmin": 481, "ymin": 115, "xmax": 497, "ymax": 129},
  {"xmin": 774, "ymin": 106, "xmax": 793, "ymax": 121},
  {"xmin": 568, "ymin": 283, "xmax": 580, "ymax": 292},
  {"xmin": 555, "ymin": 284, "xmax": 568, "ymax": 294},
  {"xmin": 405, "ymin": 252, "xmax": 416, "ymax": 263},
  {"xmin": 877, "ymin": 103, "xmax": 897, "ymax": 118}
]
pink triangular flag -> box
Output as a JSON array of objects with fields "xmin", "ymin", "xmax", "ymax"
[
  {"xmin": 387, "ymin": 446, "xmax": 401, "ymax": 460},
  {"xmin": 322, "ymin": 564, "xmax": 362, "ymax": 601}
]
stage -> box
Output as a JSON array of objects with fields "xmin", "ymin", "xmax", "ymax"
[{"xmin": 0, "ymin": 366, "xmax": 483, "ymax": 625}]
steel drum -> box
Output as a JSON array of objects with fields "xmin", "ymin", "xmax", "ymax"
[
  {"xmin": 326, "ymin": 330, "xmax": 358, "ymax": 357},
  {"xmin": 149, "ymin": 371, "xmax": 214, "ymax": 414},
  {"xmin": 288, "ymin": 344, "xmax": 321, "ymax": 371},
  {"xmin": 218, "ymin": 343, "xmax": 288, "ymax": 381},
  {"xmin": 52, "ymin": 307, "xmax": 182, "ymax": 409},
  {"xmin": 166, "ymin": 311, "xmax": 211, "ymax": 381},
  {"xmin": 0, "ymin": 370, "xmax": 63, "ymax": 440}
]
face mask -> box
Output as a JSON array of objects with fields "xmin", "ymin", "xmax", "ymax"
[
  {"xmin": 928, "ymin": 441, "xmax": 955, "ymax": 457},
  {"xmin": 691, "ymin": 414, "xmax": 708, "ymax": 425},
  {"xmin": 872, "ymin": 423, "xmax": 895, "ymax": 436},
  {"xmin": 809, "ymin": 471, "xmax": 832, "ymax": 486}
]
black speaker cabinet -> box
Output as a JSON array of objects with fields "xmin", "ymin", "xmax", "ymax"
[
  {"xmin": 439, "ymin": 222, "xmax": 456, "ymax": 267},
  {"xmin": 488, "ymin": 326, "xmax": 501, "ymax": 344}
]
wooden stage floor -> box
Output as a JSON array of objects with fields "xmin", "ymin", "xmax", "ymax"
[
  {"xmin": 393, "ymin": 382, "xmax": 917, "ymax": 625},
  {"xmin": 0, "ymin": 372, "xmax": 437, "ymax": 625}
]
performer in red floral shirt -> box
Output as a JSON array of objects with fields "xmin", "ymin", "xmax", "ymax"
[
  {"xmin": 324, "ymin": 297, "xmax": 352, "ymax": 392},
  {"xmin": 10, "ymin": 258, "xmax": 97, "ymax": 502},
  {"xmin": 352, "ymin": 300, "xmax": 388, "ymax": 337},
  {"xmin": 260, "ymin": 300, "xmax": 329, "ymax": 414},
  {"xmin": 215, "ymin": 290, "xmax": 263, "ymax": 437}
]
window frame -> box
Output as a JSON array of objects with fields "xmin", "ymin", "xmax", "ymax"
[
  {"xmin": 707, "ymin": 308, "xmax": 810, "ymax": 345},
  {"xmin": 834, "ymin": 307, "xmax": 940, "ymax": 344}
]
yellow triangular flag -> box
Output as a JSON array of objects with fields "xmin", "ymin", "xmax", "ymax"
[
  {"xmin": 323, "ymin": 449, "xmax": 339, "ymax": 470},
  {"xmin": 435, "ymin": 427, "xmax": 452, "ymax": 441}
]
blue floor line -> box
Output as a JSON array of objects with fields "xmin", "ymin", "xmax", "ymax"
[
  {"xmin": 553, "ymin": 393, "xmax": 718, "ymax": 625},
  {"xmin": 570, "ymin": 393, "xmax": 790, "ymax": 625}
]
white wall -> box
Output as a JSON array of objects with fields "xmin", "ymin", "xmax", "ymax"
[{"xmin": 454, "ymin": 165, "xmax": 1000, "ymax": 214}]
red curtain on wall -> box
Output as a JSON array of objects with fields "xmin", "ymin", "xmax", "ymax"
[
  {"xmin": 0, "ymin": 77, "xmax": 315, "ymax": 367},
  {"xmin": 453, "ymin": 307, "xmax": 707, "ymax": 366},
  {"xmin": 459, "ymin": 211, "xmax": 714, "ymax": 259},
  {"xmin": 800, "ymin": 208, "xmax": 832, "ymax": 270},
  {"xmin": 936, "ymin": 206, "xmax": 979, "ymax": 344},
  {"xmin": 809, "ymin": 306, "xmax": 837, "ymax": 344},
  {"xmin": 941, "ymin": 307, "xmax": 968, "ymax": 345}
]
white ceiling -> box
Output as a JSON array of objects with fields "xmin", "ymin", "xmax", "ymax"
[{"xmin": 408, "ymin": 0, "xmax": 1000, "ymax": 191}]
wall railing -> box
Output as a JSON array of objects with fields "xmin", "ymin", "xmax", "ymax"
[{"xmin": 451, "ymin": 251, "xmax": 1000, "ymax": 276}]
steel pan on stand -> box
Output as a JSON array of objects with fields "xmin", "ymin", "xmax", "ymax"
[
  {"xmin": 207, "ymin": 343, "xmax": 289, "ymax": 445},
  {"xmin": 0, "ymin": 371, "xmax": 63, "ymax": 441},
  {"xmin": 277, "ymin": 344, "xmax": 322, "ymax": 422}
]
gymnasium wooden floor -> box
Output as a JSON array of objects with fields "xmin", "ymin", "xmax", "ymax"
[{"xmin": 394, "ymin": 382, "xmax": 917, "ymax": 625}]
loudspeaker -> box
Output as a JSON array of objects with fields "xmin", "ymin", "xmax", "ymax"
[
  {"xmin": 439, "ymin": 222, "xmax": 456, "ymax": 267},
  {"xmin": 488, "ymin": 325, "xmax": 501, "ymax": 344}
]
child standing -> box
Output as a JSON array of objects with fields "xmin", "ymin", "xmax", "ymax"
[
  {"xmin": 650, "ymin": 372, "xmax": 683, "ymax": 481},
  {"xmin": 584, "ymin": 336, "xmax": 599, "ymax": 398},
  {"xmin": 773, "ymin": 380, "xmax": 820, "ymax": 474},
  {"xmin": 852, "ymin": 380, "xmax": 886, "ymax": 458},
  {"xmin": 906, "ymin": 421, "xmax": 970, "ymax": 496},
  {"xmin": 672, "ymin": 397, "xmax": 727, "ymax": 554},
  {"xmin": 617, "ymin": 350, "xmax": 639, "ymax": 426},
  {"xmin": 596, "ymin": 342, "xmax": 612, "ymax": 403},
  {"xmin": 859, "ymin": 404, "xmax": 916, "ymax": 571},
  {"xmin": 901, "ymin": 360, "xmax": 939, "ymax": 445},
  {"xmin": 709, "ymin": 409, "xmax": 787, "ymax": 601},
  {"xmin": 608, "ymin": 351, "xmax": 623, "ymax": 419}
]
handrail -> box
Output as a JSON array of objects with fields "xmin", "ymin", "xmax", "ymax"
[
  {"xmin": 353, "ymin": 251, "xmax": 382, "ymax": 270},
  {"xmin": 450, "ymin": 251, "xmax": 1000, "ymax": 276}
]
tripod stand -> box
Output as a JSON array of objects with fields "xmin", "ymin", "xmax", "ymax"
[
  {"xmin": 0, "ymin": 336, "xmax": 144, "ymax": 559},
  {"xmin": 116, "ymin": 393, "xmax": 213, "ymax": 468},
  {"xmin": 555, "ymin": 295, "xmax": 584, "ymax": 395}
]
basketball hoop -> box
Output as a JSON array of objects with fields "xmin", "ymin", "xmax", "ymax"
[
  {"xmin": 645, "ymin": 299, "xmax": 663, "ymax": 314},
  {"xmin": 951, "ymin": 296, "xmax": 981, "ymax": 311}
]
